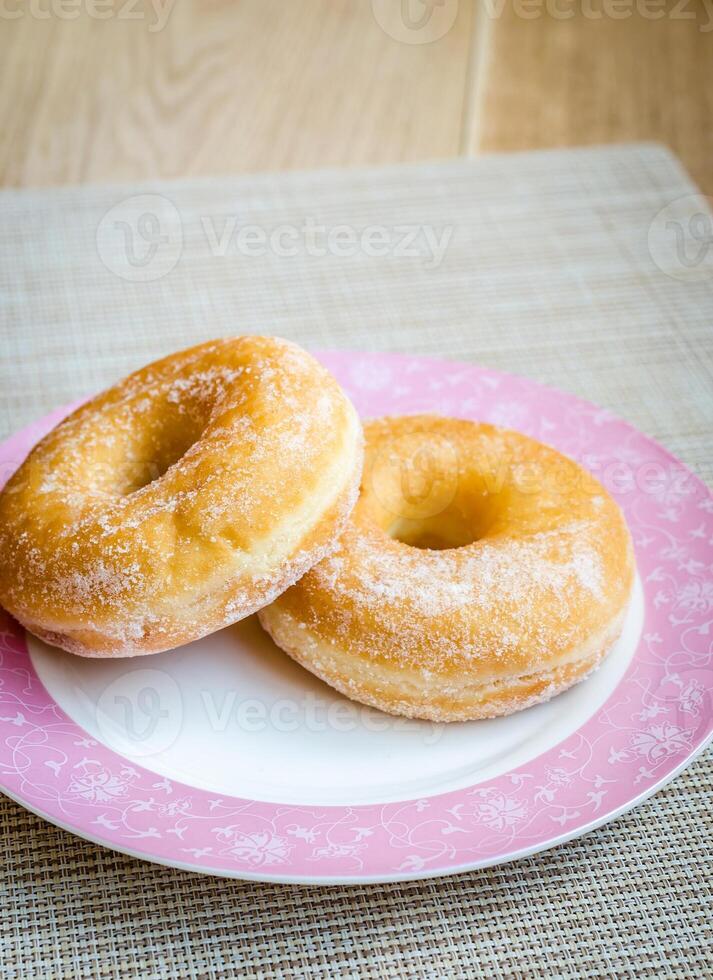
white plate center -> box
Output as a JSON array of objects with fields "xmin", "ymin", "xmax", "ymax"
[{"xmin": 29, "ymin": 578, "xmax": 644, "ymax": 806}]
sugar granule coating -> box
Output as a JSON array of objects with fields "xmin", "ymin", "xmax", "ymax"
[
  {"xmin": 0, "ymin": 336, "xmax": 363, "ymax": 657},
  {"xmin": 259, "ymin": 414, "xmax": 635, "ymax": 722}
]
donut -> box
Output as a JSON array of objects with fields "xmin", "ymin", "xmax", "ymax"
[
  {"xmin": 258, "ymin": 415, "xmax": 635, "ymax": 721},
  {"xmin": 0, "ymin": 337, "xmax": 362, "ymax": 657}
]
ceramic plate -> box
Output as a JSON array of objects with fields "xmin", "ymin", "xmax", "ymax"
[{"xmin": 0, "ymin": 351, "xmax": 710, "ymax": 883}]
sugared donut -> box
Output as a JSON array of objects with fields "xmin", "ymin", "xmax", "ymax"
[
  {"xmin": 259, "ymin": 415, "xmax": 635, "ymax": 721},
  {"xmin": 0, "ymin": 337, "xmax": 362, "ymax": 657}
]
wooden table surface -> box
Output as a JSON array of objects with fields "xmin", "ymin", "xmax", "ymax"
[{"xmin": 1, "ymin": 0, "xmax": 711, "ymax": 193}]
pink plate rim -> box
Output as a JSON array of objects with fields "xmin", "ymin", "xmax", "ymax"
[{"xmin": 0, "ymin": 350, "xmax": 711, "ymax": 884}]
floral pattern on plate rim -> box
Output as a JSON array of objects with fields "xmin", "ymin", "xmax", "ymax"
[{"xmin": 0, "ymin": 351, "xmax": 710, "ymax": 882}]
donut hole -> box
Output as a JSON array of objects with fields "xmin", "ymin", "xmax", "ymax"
[
  {"xmin": 387, "ymin": 513, "xmax": 477, "ymax": 550},
  {"xmin": 365, "ymin": 428, "xmax": 511, "ymax": 551},
  {"xmin": 386, "ymin": 494, "xmax": 502, "ymax": 550},
  {"xmin": 121, "ymin": 416, "xmax": 206, "ymax": 494},
  {"xmin": 96, "ymin": 394, "xmax": 214, "ymax": 496}
]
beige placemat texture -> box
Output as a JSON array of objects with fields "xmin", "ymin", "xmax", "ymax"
[{"xmin": 0, "ymin": 143, "xmax": 711, "ymax": 978}]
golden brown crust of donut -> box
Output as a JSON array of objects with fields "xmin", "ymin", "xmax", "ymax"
[
  {"xmin": 259, "ymin": 601, "xmax": 627, "ymax": 722},
  {"xmin": 0, "ymin": 337, "xmax": 363, "ymax": 657},
  {"xmin": 259, "ymin": 415, "xmax": 636, "ymax": 721}
]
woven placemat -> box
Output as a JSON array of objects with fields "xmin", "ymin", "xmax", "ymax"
[{"xmin": 0, "ymin": 143, "xmax": 711, "ymax": 978}]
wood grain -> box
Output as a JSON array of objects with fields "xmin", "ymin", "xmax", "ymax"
[
  {"xmin": 0, "ymin": 0, "xmax": 474, "ymax": 187},
  {"xmin": 468, "ymin": 1, "xmax": 713, "ymax": 194},
  {"xmin": 0, "ymin": 0, "xmax": 710, "ymax": 193}
]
